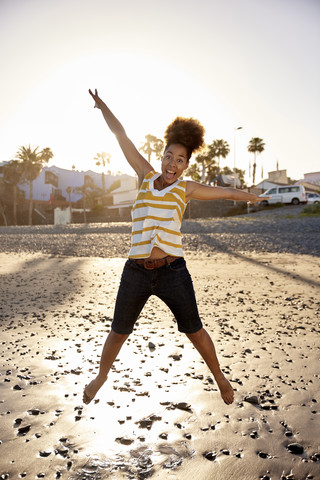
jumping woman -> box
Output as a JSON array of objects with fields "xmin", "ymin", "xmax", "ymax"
[{"xmin": 83, "ymin": 89, "xmax": 262, "ymax": 406}]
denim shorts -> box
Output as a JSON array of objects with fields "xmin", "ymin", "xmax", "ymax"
[{"xmin": 111, "ymin": 257, "xmax": 203, "ymax": 334}]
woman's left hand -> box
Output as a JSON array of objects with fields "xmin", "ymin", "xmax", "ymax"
[{"xmin": 247, "ymin": 195, "xmax": 270, "ymax": 205}]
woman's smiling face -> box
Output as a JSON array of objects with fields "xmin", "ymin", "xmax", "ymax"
[{"xmin": 161, "ymin": 144, "xmax": 189, "ymax": 184}]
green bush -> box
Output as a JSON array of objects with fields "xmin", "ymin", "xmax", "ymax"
[
  {"xmin": 261, "ymin": 202, "xmax": 284, "ymax": 210},
  {"xmin": 301, "ymin": 204, "xmax": 320, "ymax": 216},
  {"xmin": 223, "ymin": 202, "xmax": 248, "ymax": 217},
  {"xmin": 91, "ymin": 203, "xmax": 104, "ymax": 213}
]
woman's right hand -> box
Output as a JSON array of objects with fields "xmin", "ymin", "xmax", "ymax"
[
  {"xmin": 88, "ymin": 88, "xmax": 153, "ymax": 181},
  {"xmin": 89, "ymin": 89, "xmax": 104, "ymax": 109}
]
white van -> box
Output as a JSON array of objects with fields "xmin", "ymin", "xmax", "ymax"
[{"xmin": 259, "ymin": 185, "xmax": 307, "ymax": 206}]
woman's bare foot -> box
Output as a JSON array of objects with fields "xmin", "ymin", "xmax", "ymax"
[
  {"xmin": 215, "ymin": 373, "xmax": 234, "ymax": 404},
  {"xmin": 83, "ymin": 375, "xmax": 107, "ymax": 405}
]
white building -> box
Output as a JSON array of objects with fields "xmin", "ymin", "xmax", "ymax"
[
  {"xmin": 0, "ymin": 162, "xmax": 137, "ymax": 204},
  {"xmin": 256, "ymin": 169, "xmax": 289, "ymax": 191},
  {"xmin": 18, "ymin": 165, "xmax": 117, "ymax": 202},
  {"xmin": 0, "ymin": 161, "xmax": 139, "ymax": 223},
  {"xmin": 295, "ymin": 172, "xmax": 320, "ymax": 192},
  {"xmin": 108, "ymin": 177, "xmax": 138, "ymax": 206},
  {"xmin": 302, "ymin": 172, "xmax": 320, "ymax": 185}
]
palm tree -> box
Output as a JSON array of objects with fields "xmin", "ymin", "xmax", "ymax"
[
  {"xmin": 94, "ymin": 152, "xmax": 111, "ymax": 195},
  {"xmin": 41, "ymin": 147, "xmax": 54, "ymax": 163},
  {"xmin": 186, "ymin": 144, "xmax": 218, "ymax": 184},
  {"xmin": 206, "ymin": 162, "xmax": 220, "ymax": 184},
  {"xmin": 75, "ymin": 183, "xmax": 102, "ymax": 223},
  {"xmin": 16, "ymin": 145, "xmax": 53, "ymax": 225},
  {"xmin": 195, "ymin": 145, "xmax": 218, "ymax": 184},
  {"xmin": 247, "ymin": 137, "xmax": 265, "ymax": 186},
  {"xmin": 185, "ymin": 162, "xmax": 201, "ymax": 183},
  {"xmin": 3, "ymin": 160, "xmax": 24, "ymax": 225},
  {"xmin": 196, "ymin": 151, "xmax": 209, "ymax": 183},
  {"xmin": 66, "ymin": 186, "xmax": 73, "ymax": 222},
  {"xmin": 208, "ymin": 139, "xmax": 230, "ymax": 173},
  {"xmin": 140, "ymin": 135, "xmax": 164, "ymax": 163},
  {"xmin": 221, "ymin": 166, "xmax": 246, "ymax": 188},
  {"xmin": 75, "ymin": 184, "xmax": 87, "ymax": 223}
]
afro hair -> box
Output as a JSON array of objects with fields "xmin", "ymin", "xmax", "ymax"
[{"xmin": 164, "ymin": 117, "xmax": 205, "ymax": 159}]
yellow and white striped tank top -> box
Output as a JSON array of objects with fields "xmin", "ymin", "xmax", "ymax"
[{"xmin": 128, "ymin": 170, "xmax": 187, "ymax": 259}]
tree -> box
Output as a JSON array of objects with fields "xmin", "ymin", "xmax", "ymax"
[
  {"xmin": 247, "ymin": 137, "xmax": 265, "ymax": 186},
  {"xmin": 16, "ymin": 145, "xmax": 53, "ymax": 225},
  {"xmin": 208, "ymin": 139, "xmax": 230, "ymax": 173},
  {"xmin": 94, "ymin": 151, "xmax": 111, "ymax": 195},
  {"xmin": 196, "ymin": 151, "xmax": 210, "ymax": 183},
  {"xmin": 234, "ymin": 167, "xmax": 246, "ymax": 188},
  {"xmin": 41, "ymin": 147, "xmax": 54, "ymax": 163},
  {"xmin": 197, "ymin": 146, "xmax": 218, "ymax": 184},
  {"xmin": 186, "ymin": 154, "xmax": 246, "ymax": 187},
  {"xmin": 221, "ymin": 166, "xmax": 246, "ymax": 188},
  {"xmin": 185, "ymin": 163, "xmax": 201, "ymax": 182},
  {"xmin": 66, "ymin": 186, "xmax": 73, "ymax": 222},
  {"xmin": 75, "ymin": 185, "xmax": 87, "ymax": 223},
  {"xmin": 205, "ymin": 162, "xmax": 220, "ymax": 184},
  {"xmin": 186, "ymin": 145, "xmax": 217, "ymax": 184},
  {"xmin": 75, "ymin": 183, "xmax": 101, "ymax": 223},
  {"xmin": 2, "ymin": 160, "xmax": 24, "ymax": 225},
  {"xmin": 140, "ymin": 134, "xmax": 164, "ymax": 163}
]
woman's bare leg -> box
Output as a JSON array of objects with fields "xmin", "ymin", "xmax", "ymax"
[
  {"xmin": 83, "ymin": 329, "xmax": 129, "ymax": 404},
  {"xmin": 185, "ymin": 327, "xmax": 234, "ymax": 404}
]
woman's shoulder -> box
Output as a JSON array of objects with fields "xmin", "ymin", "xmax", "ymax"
[
  {"xmin": 138, "ymin": 170, "xmax": 158, "ymax": 189},
  {"xmin": 185, "ymin": 180, "xmax": 199, "ymax": 193},
  {"xmin": 145, "ymin": 169, "xmax": 157, "ymax": 179}
]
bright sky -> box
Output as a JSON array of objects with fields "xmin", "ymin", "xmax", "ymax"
[{"xmin": 0, "ymin": 0, "xmax": 319, "ymax": 184}]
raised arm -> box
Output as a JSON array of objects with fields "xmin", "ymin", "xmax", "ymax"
[
  {"xmin": 89, "ymin": 89, "xmax": 153, "ymax": 183},
  {"xmin": 186, "ymin": 181, "xmax": 263, "ymax": 204}
]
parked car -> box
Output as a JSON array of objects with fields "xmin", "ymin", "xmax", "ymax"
[
  {"xmin": 259, "ymin": 185, "xmax": 307, "ymax": 206},
  {"xmin": 306, "ymin": 192, "xmax": 320, "ymax": 205}
]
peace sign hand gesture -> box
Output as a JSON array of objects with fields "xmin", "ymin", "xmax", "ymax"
[{"xmin": 89, "ymin": 89, "xmax": 105, "ymax": 109}]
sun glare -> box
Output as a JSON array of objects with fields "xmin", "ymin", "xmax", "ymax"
[
  {"xmin": 3, "ymin": 51, "xmax": 239, "ymax": 176},
  {"xmin": 2, "ymin": 48, "xmax": 281, "ymax": 184}
]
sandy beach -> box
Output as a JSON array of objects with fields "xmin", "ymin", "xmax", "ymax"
[{"xmin": 0, "ymin": 216, "xmax": 320, "ymax": 479}]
